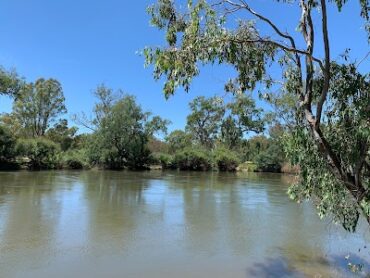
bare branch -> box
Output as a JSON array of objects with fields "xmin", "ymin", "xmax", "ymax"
[
  {"xmin": 356, "ymin": 50, "xmax": 370, "ymax": 68},
  {"xmin": 71, "ymin": 112, "xmax": 96, "ymax": 132}
]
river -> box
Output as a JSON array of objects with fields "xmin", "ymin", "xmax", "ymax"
[{"xmin": 0, "ymin": 170, "xmax": 369, "ymax": 277}]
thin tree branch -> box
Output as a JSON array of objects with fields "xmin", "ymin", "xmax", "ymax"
[
  {"xmin": 356, "ymin": 50, "xmax": 370, "ymax": 68},
  {"xmin": 227, "ymin": 37, "xmax": 324, "ymax": 69},
  {"xmin": 223, "ymin": 0, "xmax": 306, "ymax": 73},
  {"xmin": 72, "ymin": 113, "xmax": 97, "ymax": 132}
]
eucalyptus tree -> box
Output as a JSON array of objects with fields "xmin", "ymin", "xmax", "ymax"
[
  {"xmin": 186, "ymin": 96, "xmax": 225, "ymax": 148},
  {"xmin": 72, "ymin": 84, "xmax": 120, "ymax": 132},
  {"xmin": 220, "ymin": 116, "xmax": 242, "ymax": 149},
  {"xmin": 221, "ymin": 94, "xmax": 264, "ymax": 149},
  {"xmin": 186, "ymin": 94, "xmax": 264, "ymax": 149},
  {"xmin": 85, "ymin": 87, "xmax": 169, "ymax": 169},
  {"xmin": 13, "ymin": 78, "xmax": 66, "ymax": 137},
  {"xmin": 144, "ymin": 0, "xmax": 370, "ymax": 231},
  {"xmin": 166, "ymin": 129, "xmax": 192, "ymax": 153},
  {"xmin": 227, "ymin": 94, "xmax": 264, "ymax": 132}
]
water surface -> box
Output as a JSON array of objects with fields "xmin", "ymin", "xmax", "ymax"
[{"xmin": 0, "ymin": 171, "xmax": 369, "ymax": 277}]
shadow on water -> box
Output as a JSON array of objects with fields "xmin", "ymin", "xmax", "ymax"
[
  {"xmin": 245, "ymin": 253, "xmax": 370, "ymax": 278},
  {"xmin": 246, "ymin": 256, "xmax": 306, "ymax": 278}
]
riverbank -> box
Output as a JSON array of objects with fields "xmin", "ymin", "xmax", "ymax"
[
  {"xmin": 1, "ymin": 160, "xmax": 299, "ymax": 174},
  {"xmin": 151, "ymin": 161, "xmax": 299, "ymax": 174}
]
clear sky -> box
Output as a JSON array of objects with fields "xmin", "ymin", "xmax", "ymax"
[{"xmin": 0, "ymin": 0, "xmax": 368, "ymax": 133}]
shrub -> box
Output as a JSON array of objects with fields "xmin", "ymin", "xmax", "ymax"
[
  {"xmin": 174, "ymin": 147, "xmax": 211, "ymax": 171},
  {"xmin": 151, "ymin": 152, "xmax": 176, "ymax": 169},
  {"xmin": 255, "ymin": 150, "xmax": 282, "ymax": 172},
  {"xmin": 213, "ymin": 146, "xmax": 240, "ymax": 171},
  {"xmin": 62, "ymin": 150, "xmax": 89, "ymax": 169},
  {"xmin": 236, "ymin": 161, "xmax": 258, "ymax": 172},
  {"xmin": 281, "ymin": 162, "xmax": 300, "ymax": 174},
  {"xmin": 15, "ymin": 138, "xmax": 60, "ymax": 169},
  {"xmin": 0, "ymin": 125, "xmax": 16, "ymax": 162}
]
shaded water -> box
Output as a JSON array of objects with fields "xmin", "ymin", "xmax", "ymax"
[{"xmin": 0, "ymin": 170, "xmax": 369, "ymax": 277}]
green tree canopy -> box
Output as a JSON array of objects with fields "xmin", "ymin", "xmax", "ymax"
[
  {"xmin": 46, "ymin": 119, "xmax": 78, "ymax": 151},
  {"xmin": 0, "ymin": 67, "xmax": 23, "ymax": 99},
  {"xmin": 220, "ymin": 116, "xmax": 242, "ymax": 149},
  {"xmin": 0, "ymin": 124, "xmax": 16, "ymax": 163},
  {"xmin": 86, "ymin": 86, "xmax": 169, "ymax": 169},
  {"xmin": 186, "ymin": 96, "xmax": 225, "ymax": 148},
  {"xmin": 13, "ymin": 78, "xmax": 67, "ymax": 137},
  {"xmin": 186, "ymin": 94, "xmax": 264, "ymax": 149},
  {"xmin": 165, "ymin": 129, "xmax": 192, "ymax": 153}
]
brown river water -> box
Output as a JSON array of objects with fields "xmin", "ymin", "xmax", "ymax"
[{"xmin": 0, "ymin": 170, "xmax": 369, "ymax": 277}]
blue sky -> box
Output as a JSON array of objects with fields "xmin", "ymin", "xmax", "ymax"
[{"xmin": 0, "ymin": 0, "xmax": 368, "ymax": 133}]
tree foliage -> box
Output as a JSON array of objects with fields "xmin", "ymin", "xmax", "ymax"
[
  {"xmin": 213, "ymin": 145, "xmax": 240, "ymax": 171},
  {"xmin": 220, "ymin": 116, "xmax": 242, "ymax": 149},
  {"xmin": 174, "ymin": 146, "xmax": 212, "ymax": 170},
  {"xmin": 16, "ymin": 138, "xmax": 60, "ymax": 169},
  {"xmin": 145, "ymin": 0, "xmax": 370, "ymax": 231},
  {"xmin": 46, "ymin": 119, "xmax": 78, "ymax": 151},
  {"xmin": 284, "ymin": 63, "xmax": 370, "ymax": 232},
  {"xmin": 186, "ymin": 94, "xmax": 264, "ymax": 149},
  {"xmin": 0, "ymin": 125, "xmax": 16, "ymax": 163},
  {"xmin": 87, "ymin": 87, "xmax": 169, "ymax": 169},
  {"xmin": 186, "ymin": 96, "xmax": 225, "ymax": 148},
  {"xmin": 166, "ymin": 129, "xmax": 192, "ymax": 153},
  {"xmin": 0, "ymin": 67, "xmax": 23, "ymax": 99},
  {"xmin": 13, "ymin": 78, "xmax": 67, "ymax": 137}
]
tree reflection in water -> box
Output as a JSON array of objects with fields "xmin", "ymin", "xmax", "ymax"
[{"xmin": 0, "ymin": 171, "xmax": 369, "ymax": 277}]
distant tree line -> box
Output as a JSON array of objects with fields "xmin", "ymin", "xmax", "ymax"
[
  {"xmin": 0, "ymin": 67, "xmax": 289, "ymax": 172},
  {"xmin": 150, "ymin": 94, "xmax": 286, "ymax": 172}
]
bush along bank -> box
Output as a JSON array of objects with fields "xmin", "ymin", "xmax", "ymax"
[
  {"xmin": 0, "ymin": 80, "xmax": 289, "ymax": 173},
  {"xmin": 0, "ymin": 128, "xmax": 287, "ymax": 172}
]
